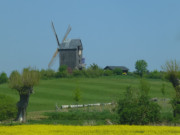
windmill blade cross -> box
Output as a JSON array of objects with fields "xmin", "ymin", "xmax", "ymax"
[
  {"xmin": 62, "ymin": 25, "xmax": 71, "ymax": 43},
  {"xmin": 48, "ymin": 48, "xmax": 59, "ymax": 68},
  {"xmin": 51, "ymin": 22, "xmax": 61, "ymax": 47}
]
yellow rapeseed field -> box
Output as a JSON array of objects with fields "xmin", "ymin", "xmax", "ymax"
[{"xmin": 0, "ymin": 125, "xmax": 180, "ymax": 135}]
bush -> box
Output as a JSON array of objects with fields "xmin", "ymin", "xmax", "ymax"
[
  {"xmin": 89, "ymin": 63, "xmax": 99, "ymax": 70},
  {"xmin": 0, "ymin": 94, "xmax": 17, "ymax": 121},
  {"xmin": 170, "ymin": 98, "xmax": 180, "ymax": 118},
  {"xmin": 85, "ymin": 64, "xmax": 103, "ymax": 77},
  {"xmin": 117, "ymin": 100, "xmax": 160, "ymax": 125},
  {"xmin": 113, "ymin": 68, "xmax": 122, "ymax": 75},
  {"xmin": 103, "ymin": 70, "xmax": 113, "ymax": 76},
  {"xmin": 127, "ymin": 72, "xmax": 139, "ymax": 77},
  {"xmin": 160, "ymin": 112, "xmax": 174, "ymax": 123},
  {"xmin": 40, "ymin": 69, "xmax": 56, "ymax": 79},
  {"xmin": 72, "ymin": 70, "xmax": 84, "ymax": 77},
  {"xmin": 56, "ymin": 65, "xmax": 68, "ymax": 78},
  {"xmin": 47, "ymin": 110, "xmax": 116, "ymax": 120},
  {"xmin": 0, "ymin": 72, "xmax": 8, "ymax": 84},
  {"xmin": 145, "ymin": 70, "xmax": 163, "ymax": 79},
  {"xmin": 85, "ymin": 69, "xmax": 104, "ymax": 77},
  {"xmin": 117, "ymin": 80, "xmax": 161, "ymax": 125},
  {"xmin": 73, "ymin": 87, "xmax": 81, "ymax": 104}
]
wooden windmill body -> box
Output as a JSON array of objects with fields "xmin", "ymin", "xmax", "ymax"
[{"xmin": 48, "ymin": 22, "xmax": 84, "ymax": 70}]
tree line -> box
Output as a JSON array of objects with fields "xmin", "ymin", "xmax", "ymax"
[{"xmin": 0, "ymin": 60, "xmax": 165, "ymax": 83}]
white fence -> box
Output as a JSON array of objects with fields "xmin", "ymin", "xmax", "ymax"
[{"xmin": 56, "ymin": 102, "xmax": 113, "ymax": 110}]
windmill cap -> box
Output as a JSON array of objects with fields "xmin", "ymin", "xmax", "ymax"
[{"xmin": 60, "ymin": 39, "xmax": 83, "ymax": 50}]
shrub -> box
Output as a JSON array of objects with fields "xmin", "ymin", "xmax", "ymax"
[
  {"xmin": 127, "ymin": 72, "xmax": 139, "ymax": 77},
  {"xmin": 73, "ymin": 87, "xmax": 81, "ymax": 104},
  {"xmin": 170, "ymin": 98, "xmax": 180, "ymax": 118},
  {"xmin": 117, "ymin": 80, "xmax": 161, "ymax": 125},
  {"xmin": 89, "ymin": 63, "xmax": 99, "ymax": 70},
  {"xmin": 40, "ymin": 69, "xmax": 56, "ymax": 79},
  {"xmin": 0, "ymin": 72, "xmax": 8, "ymax": 84},
  {"xmin": 72, "ymin": 70, "xmax": 84, "ymax": 77},
  {"xmin": 47, "ymin": 110, "xmax": 116, "ymax": 120},
  {"xmin": 67, "ymin": 67, "xmax": 73, "ymax": 74},
  {"xmin": 78, "ymin": 64, "xmax": 102, "ymax": 78},
  {"xmin": 72, "ymin": 68, "xmax": 105, "ymax": 78},
  {"xmin": 103, "ymin": 70, "xmax": 113, "ymax": 76},
  {"xmin": 56, "ymin": 65, "xmax": 68, "ymax": 78},
  {"xmin": 85, "ymin": 64, "xmax": 104, "ymax": 77},
  {"xmin": 113, "ymin": 68, "xmax": 122, "ymax": 75},
  {"xmin": 160, "ymin": 112, "xmax": 174, "ymax": 123},
  {"xmin": 145, "ymin": 70, "xmax": 163, "ymax": 79},
  {"xmin": 0, "ymin": 94, "xmax": 17, "ymax": 121},
  {"xmin": 85, "ymin": 69, "xmax": 104, "ymax": 77}
]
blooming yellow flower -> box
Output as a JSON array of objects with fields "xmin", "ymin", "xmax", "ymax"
[{"xmin": 0, "ymin": 125, "xmax": 180, "ymax": 135}]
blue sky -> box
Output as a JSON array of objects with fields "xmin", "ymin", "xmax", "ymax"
[{"xmin": 0, "ymin": 0, "xmax": 180, "ymax": 75}]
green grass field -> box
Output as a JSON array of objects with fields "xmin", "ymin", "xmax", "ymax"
[{"xmin": 0, "ymin": 76, "xmax": 175, "ymax": 113}]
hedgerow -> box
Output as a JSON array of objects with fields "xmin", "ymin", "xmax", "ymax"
[{"xmin": 0, "ymin": 94, "xmax": 17, "ymax": 121}]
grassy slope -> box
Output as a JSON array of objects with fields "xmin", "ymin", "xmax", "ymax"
[{"xmin": 0, "ymin": 76, "xmax": 175, "ymax": 112}]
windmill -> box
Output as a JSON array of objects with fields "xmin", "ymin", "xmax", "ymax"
[{"xmin": 48, "ymin": 22, "xmax": 84, "ymax": 70}]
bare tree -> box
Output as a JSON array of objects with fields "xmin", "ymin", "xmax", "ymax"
[{"xmin": 9, "ymin": 68, "xmax": 40, "ymax": 122}]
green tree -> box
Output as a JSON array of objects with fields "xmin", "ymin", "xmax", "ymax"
[
  {"xmin": 9, "ymin": 68, "xmax": 40, "ymax": 122},
  {"xmin": 0, "ymin": 72, "xmax": 8, "ymax": 84},
  {"xmin": 135, "ymin": 60, "xmax": 148, "ymax": 77},
  {"xmin": 73, "ymin": 87, "xmax": 81, "ymax": 104}
]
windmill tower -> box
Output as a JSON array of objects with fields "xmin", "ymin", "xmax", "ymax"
[{"xmin": 48, "ymin": 22, "xmax": 84, "ymax": 70}]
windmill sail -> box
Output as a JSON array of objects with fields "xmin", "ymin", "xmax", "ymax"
[
  {"xmin": 48, "ymin": 48, "xmax": 59, "ymax": 68},
  {"xmin": 62, "ymin": 25, "xmax": 71, "ymax": 43},
  {"xmin": 52, "ymin": 22, "xmax": 60, "ymax": 47},
  {"xmin": 48, "ymin": 23, "xmax": 71, "ymax": 68}
]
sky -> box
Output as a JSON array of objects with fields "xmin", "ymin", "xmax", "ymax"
[{"xmin": 0, "ymin": 0, "xmax": 180, "ymax": 75}]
